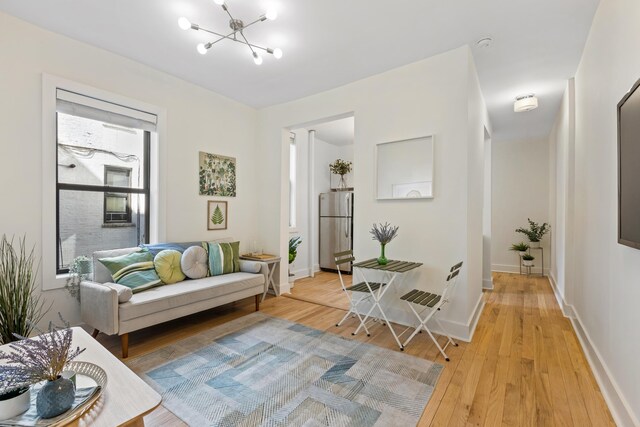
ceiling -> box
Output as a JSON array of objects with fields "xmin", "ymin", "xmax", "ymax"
[
  {"xmin": 312, "ymin": 117, "xmax": 354, "ymax": 146},
  {"xmin": 0, "ymin": 0, "xmax": 600, "ymax": 142}
]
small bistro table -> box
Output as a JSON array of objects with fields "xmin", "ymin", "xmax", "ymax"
[
  {"xmin": 240, "ymin": 254, "xmax": 281, "ymax": 301},
  {"xmin": 352, "ymin": 258, "xmax": 423, "ymax": 351}
]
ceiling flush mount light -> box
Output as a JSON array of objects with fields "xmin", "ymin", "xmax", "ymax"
[
  {"xmin": 514, "ymin": 94, "xmax": 539, "ymax": 112},
  {"xmin": 177, "ymin": 1, "xmax": 283, "ymax": 64}
]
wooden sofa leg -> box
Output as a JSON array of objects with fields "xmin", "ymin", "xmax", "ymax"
[
  {"xmin": 255, "ymin": 294, "xmax": 260, "ymax": 312},
  {"xmin": 121, "ymin": 333, "xmax": 129, "ymax": 359},
  {"xmin": 92, "ymin": 329, "xmax": 100, "ymax": 338}
]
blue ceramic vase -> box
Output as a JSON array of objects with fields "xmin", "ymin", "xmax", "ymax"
[{"xmin": 36, "ymin": 377, "xmax": 75, "ymax": 419}]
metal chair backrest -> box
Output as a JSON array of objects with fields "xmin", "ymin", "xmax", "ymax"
[
  {"xmin": 334, "ymin": 250, "xmax": 355, "ymax": 291},
  {"xmin": 441, "ymin": 261, "xmax": 463, "ymax": 303}
]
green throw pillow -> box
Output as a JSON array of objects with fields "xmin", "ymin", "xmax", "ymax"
[
  {"xmin": 154, "ymin": 250, "xmax": 186, "ymax": 284},
  {"xmin": 98, "ymin": 250, "xmax": 162, "ymax": 293},
  {"xmin": 206, "ymin": 241, "xmax": 240, "ymax": 276}
]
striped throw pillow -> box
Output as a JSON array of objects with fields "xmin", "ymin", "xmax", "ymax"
[
  {"xmin": 206, "ymin": 241, "xmax": 240, "ymax": 276},
  {"xmin": 98, "ymin": 250, "xmax": 163, "ymax": 293}
]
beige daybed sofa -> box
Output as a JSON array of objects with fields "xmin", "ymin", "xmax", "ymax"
[{"xmin": 80, "ymin": 241, "xmax": 268, "ymax": 358}]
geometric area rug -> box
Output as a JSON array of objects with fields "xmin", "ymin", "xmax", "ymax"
[{"xmin": 126, "ymin": 312, "xmax": 443, "ymax": 427}]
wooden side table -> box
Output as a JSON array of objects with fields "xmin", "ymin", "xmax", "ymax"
[{"xmin": 240, "ymin": 254, "xmax": 281, "ymax": 301}]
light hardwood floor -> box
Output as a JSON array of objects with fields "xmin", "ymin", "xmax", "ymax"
[
  {"xmin": 286, "ymin": 271, "xmax": 350, "ymax": 310},
  {"xmin": 92, "ymin": 272, "xmax": 615, "ymax": 426}
]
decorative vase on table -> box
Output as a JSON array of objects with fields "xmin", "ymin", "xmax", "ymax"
[
  {"xmin": 338, "ymin": 174, "xmax": 348, "ymax": 191},
  {"xmin": 377, "ymin": 243, "xmax": 388, "ymax": 266},
  {"xmin": 370, "ymin": 223, "xmax": 399, "ymax": 266},
  {"xmin": 36, "ymin": 377, "xmax": 75, "ymax": 418}
]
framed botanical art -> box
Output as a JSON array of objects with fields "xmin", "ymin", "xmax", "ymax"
[
  {"xmin": 207, "ymin": 201, "xmax": 228, "ymax": 230},
  {"xmin": 199, "ymin": 151, "xmax": 236, "ymax": 197}
]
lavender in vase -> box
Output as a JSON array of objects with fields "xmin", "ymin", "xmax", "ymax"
[{"xmin": 370, "ymin": 222, "xmax": 399, "ymax": 265}]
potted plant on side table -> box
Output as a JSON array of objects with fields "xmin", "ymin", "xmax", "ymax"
[
  {"xmin": 522, "ymin": 253, "xmax": 535, "ymax": 267},
  {"xmin": 515, "ymin": 218, "xmax": 550, "ymax": 248},
  {"xmin": 510, "ymin": 242, "xmax": 530, "ymax": 257}
]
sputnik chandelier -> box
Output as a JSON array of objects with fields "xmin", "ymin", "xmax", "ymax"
[{"xmin": 178, "ymin": 0, "xmax": 282, "ymax": 65}]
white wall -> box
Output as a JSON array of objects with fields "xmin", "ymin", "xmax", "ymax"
[
  {"xmin": 548, "ymin": 0, "xmax": 640, "ymax": 424},
  {"xmin": 0, "ymin": 12, "xmax": 259, "ymax": 326},
  {"xmin": 257, "ymin": 46, "xmax": 490, "ymax": 340},
  {"xmin": 491, "ymin": 138, "xmax": 550, "ymax": 274},
  {"xmin": 548, "ymin": 79, "xmax": 576, "ymax": 307}
]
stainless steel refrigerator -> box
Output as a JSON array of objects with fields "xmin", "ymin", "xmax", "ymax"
[{"xmin": 319, "ymin": 191, "xmax": 354, "ymax": 273}]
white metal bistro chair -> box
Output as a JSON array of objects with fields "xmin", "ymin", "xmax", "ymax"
[
  {"xmin": 399, "ymin": 261, "xmax": 463, "ymax": 361},
  {"xmin": 334, "ymin": 250, "xmax": 387, "ymax": 337}
]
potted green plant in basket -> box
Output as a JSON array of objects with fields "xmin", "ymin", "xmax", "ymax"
[
  {"xmin": 329, "ymin": 159, "xmax": 352, "ymax": 191},
  {"xmin": 522, "ymin": 253, "xmax": 535, "ymax": 267},
  {"xmin": 510, "ymin": 242, "xmax": 530, "ymax": 257},
  {"xmin": 0, "ymin": 318, "xmax": 85, "ymax": 419},
  {"xmin": 515, "ymin": 218, "xmax": 550, "ymax": 248},
  {"xmin": 370, "ymin": 222, "xmax": 399, "ymax": 265}
]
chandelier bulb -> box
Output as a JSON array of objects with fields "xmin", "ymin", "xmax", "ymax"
[
  {"xmin": 178, "ymin": 17, "xmax": 191, "ymax": 30},
  {"xmin": 253, "ymin": 52, "xmax": 263, "ymax": 65},
  {"xmin": 272, "ymin": 48, "xmax": 283, "ymax": 59},
  {"xmin": 265, "ymin": 8, "xmax": 278, "ymax": 20},
  {"xmin": 213, "ymin": 0, "xmax": 225, "ymax": 5},
  {"xmin": 197, "ymin": 43, "xmax": 208, "ymax": 55}
]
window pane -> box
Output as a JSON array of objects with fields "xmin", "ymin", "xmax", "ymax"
[
  {"xmin": 106, "ymin": 195, "xmax": 127, "ymax": 213},
  {"xmin": 58, "ymin": 190, "xmax": 146, "ymax": 271},
  {"xmin": 57, "ymin": 113, "xmax": 145, "ymax": 189},
  {"xmin": 106, "ymin": 170, "xmax": 130, "ymax": 187}
]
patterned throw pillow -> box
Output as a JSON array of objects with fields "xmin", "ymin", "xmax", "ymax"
[
  {"xmin": 154, "ymin": 250, "xmax": 186, "ymax": 284},
  {"xmin": 98, "ymin": 250, "xmax": 162, "ymax": 293},
  {"xmin": 206, "ymin": 241, "xmax": 240, "ymax": 276}
]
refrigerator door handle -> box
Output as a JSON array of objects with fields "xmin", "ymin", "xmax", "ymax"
[{"xmin": 345, "ymin": 194, "xmax": 350, "ymax": 238}]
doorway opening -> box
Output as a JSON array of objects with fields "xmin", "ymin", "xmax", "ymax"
[{"xmin": 286, "ymin": 114, "xmax": 354, "ymax": 309}]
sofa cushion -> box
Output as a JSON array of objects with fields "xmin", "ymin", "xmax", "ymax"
[
  {"xmin": 139, "ymin": 242, "xmax": 203, "ymax": 257},
  {"xmin": 154, "ymin": 250, "xmax": 185, "ymax": 284},
  {"xmin": 181, "ymin": 246, "xmax": 208, "ymax": 279},
  {"xmin": 118, "ymin": 272, "xmax": 264, "ymax": 321},
  {"xmin": 207, "ymin": 241, "xmax": 240, "ymax": 276},
  {"xmin": 98, "ymin": 250, "xmax": 162, "ymax": 293},
  {"xmin": 93, "ymin": 247, "xmax": 139, "ymax": 283}
]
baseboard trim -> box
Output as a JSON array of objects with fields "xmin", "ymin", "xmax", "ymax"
[
  {"xmin": 435, "ymin": 293, "xmax": 485, "ymax": 342},
  {"xmin": 492, "ymin": 263, "xmax": 550, "ymax": 276},
  {"xmin": 482, "ymin": 277, "xmax": 494, "ymax": 290},
  {"xmin": 570, "ymin": 310, "xmax": 640, "ymax": 427},
  {"xmin": 547, "ymin": 273, "xmax": 575, "ymax": 318}
]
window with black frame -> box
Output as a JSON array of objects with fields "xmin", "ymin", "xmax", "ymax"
[{"xmin": 55, "ymin": 90, "xmax": 155, "ymax": 273}]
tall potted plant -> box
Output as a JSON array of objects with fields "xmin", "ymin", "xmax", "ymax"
[
  {"xmin": 515, "ymin": 219, "xmax": 550, "ymax": 248},
  {"xmin": 0, "ymin": 236, "xmax": 48, "ymax": 345},
  {"xmin": 0, "ymin": 235, "xmax": 49, "ymax": 419}
]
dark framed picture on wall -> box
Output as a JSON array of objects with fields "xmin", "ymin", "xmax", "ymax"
[{"xmin": 207, "ymin": 201, "xmax": 228, "ymax": 230}]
